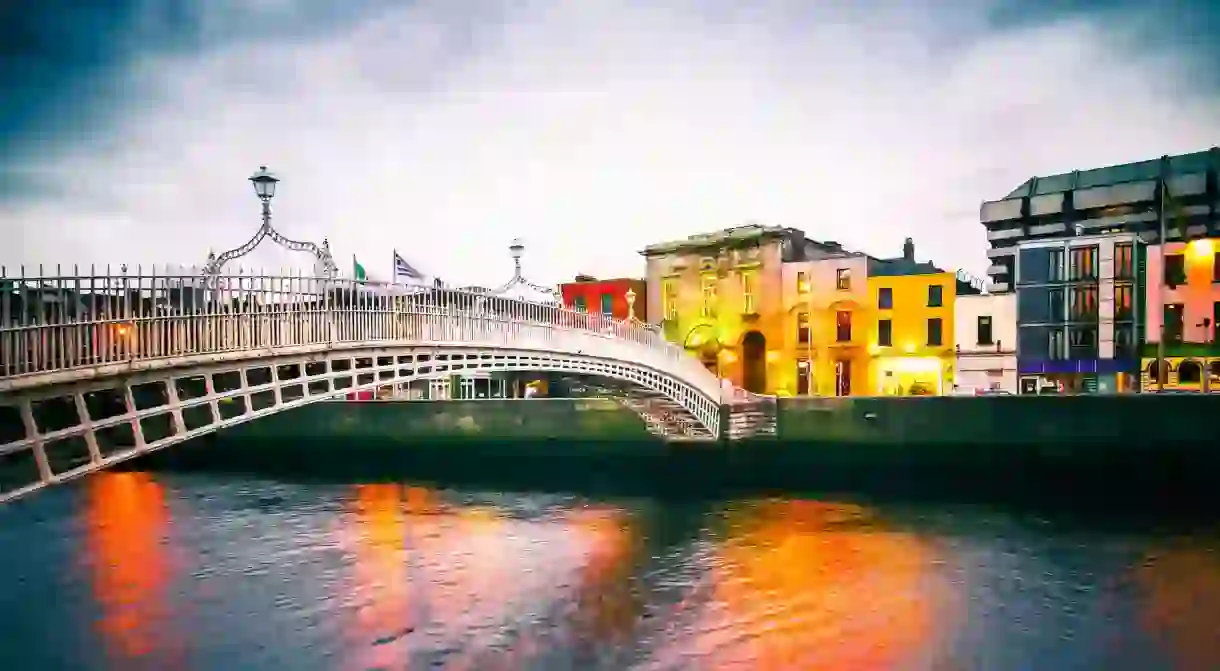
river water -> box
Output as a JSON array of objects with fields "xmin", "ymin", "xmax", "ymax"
[{"xmin": 2, "ymin": 465, "xmax": 1219, "ymax": 670}]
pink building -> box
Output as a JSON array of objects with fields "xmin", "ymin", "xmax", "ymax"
[
  {"xmin": 1144, "ymin": 238, "xmax": 1220, "ymax": 389},
  {"xmin": 1145, "ymin": 239, "xmax": 1220, "ymax": 344}
]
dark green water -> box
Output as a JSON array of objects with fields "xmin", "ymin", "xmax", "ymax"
[{"xmin": 2, "ymin": 444, "xmax": 1219, "ymax": 670}]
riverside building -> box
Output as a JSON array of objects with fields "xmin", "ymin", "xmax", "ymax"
[{"xmin": 980, "ymin": 148, "xmax": 1219, "ymax": 393}]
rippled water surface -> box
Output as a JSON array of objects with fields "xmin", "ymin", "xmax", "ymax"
[{"xmin": 2, "ymin": 470, "xmax": 1219, "ymax": 670}]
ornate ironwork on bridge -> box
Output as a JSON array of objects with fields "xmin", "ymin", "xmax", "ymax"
[
  {"xmin": 201, "ymin": 166, "xmax": 338, "ymax": 279},
  {"xmin": 0, "ymin": 268, "xmax": 726, "ymax": 502}
]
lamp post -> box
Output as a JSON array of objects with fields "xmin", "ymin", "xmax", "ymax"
[
  {"xmin": 201, "ymin": 166, "xmax": 337, "ymax": 279},
  {"xmin": 625, "ymin": 287, "xmax": 637, "ymax": 321}
]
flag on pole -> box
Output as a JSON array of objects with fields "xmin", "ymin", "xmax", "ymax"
[
  {"xmin": 393, "ymin": 250, "xmax": 425, "ymax": 281},
  {"xmin": 353, "ymin": 255, "xmax": 367, "ymax": 283}
]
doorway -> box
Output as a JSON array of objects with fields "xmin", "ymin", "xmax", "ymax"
[
  {"xmin": 834, "ymin": 359, "xmax": 852, "ymax": 397},
  {"xmin": 742, "ymin": 331, "xmax": 767, "ymax": 393}
]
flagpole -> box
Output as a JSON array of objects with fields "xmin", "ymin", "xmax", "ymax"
[{"xmin": 1156, "ymin": 169, "xmax": 1167, "ymax": 392}]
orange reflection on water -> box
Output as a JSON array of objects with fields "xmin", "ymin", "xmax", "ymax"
[
  {"xmin": 342, "ymin": 487, "xmax": 646, "ymax": 669},
  {"xmin": 661, "ymin": 499, "xmax": 943, "ymax": 670},
  {"xmin": 1135, "ymin": 540, "xmax": 1220, "ymax": 671},
  {"xmin": 563, "ymin": 506, "xmax": 642, "ymax": 645},
  {"xmin": 82, "ymin": 472, "xmax": 177, "ymax": 664}
]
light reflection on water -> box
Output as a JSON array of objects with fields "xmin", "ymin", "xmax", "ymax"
[{"xmin": 0, "ymin": 471, "xmax": 1218, "ymax": 670}]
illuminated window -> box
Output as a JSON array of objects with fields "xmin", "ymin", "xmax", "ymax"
[
  {"xmin": 797, "ymin": 312, "xmax": 810, "ymax": 344},
  {"xmin": 835, "ymin": 268, "xmax": 851, "ymax": 291},
  {"xmin": 740, "ymin": 270, "xmax": 758, "ymax": 314},
  {"xmin": 662, "ymin": 280, "xmax": 678, "ymax": 320},
  {"xmin": 835, "ymin": 310, "xmax": 852, "ymax": 342},
  {"xmin": 1069, "ymin": 286, "xmax": 1098, "ymax": 320},
  {"xmin": 1114, "ymin": 284, "xmax": 1133, "ymax": 319},
  {"xmin": 1068, "ymin": 245, "xmax": 1098, "ymax": 281},
  {"xmin": 701, "ymin": 274, "xmax": 717, "ymax": 318},
  {"xmin": 796, "ymin": 272, "xmax": 810, "ymax": 294},
  {"xmin": 877, "ymin": 319, "xmax": 892, "ymax": 346},
  {"xmin": 1113, "ymin": 243, "xmax": 1134, "ymax": 279}
]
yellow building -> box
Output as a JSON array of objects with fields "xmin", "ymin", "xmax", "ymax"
[
  {"xmin": 779, "ymin": 250, "xmax": 874, "ymax": 396},
  {"xmin": 642, "ymin": 224, "xmax": 816, "ymax": 394},
  {"xmin": 866, "ymin": 239, "xmax": 975, "ymax": 396}
]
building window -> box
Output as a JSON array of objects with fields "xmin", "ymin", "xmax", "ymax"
[
  {"xmin": 796, "ymin": 272, "xmax": 810, "ymax": 294},
  {"xmin": 1214, "ymin": 302, "xmax": 1220, "ymax": 342},
  {"xmin": 797, "ymin": 312, "xmax": 810, "ymax": 344},
  {"xmin": 662, "ymin": 280, "xmax": 678, "ymax": 320},
  {"xmin": 1049, "ymin": 328, "xmax": 1066, "ymax": 360},
  {"xmin": 1164, "ymin": 254, "xmax": 1186, "ymax": 287},
  {"xmin": 1214, "ymin": 252, "xmax": 1220, "ymax": 283},
  {"xmin": 1069, "ymin": 326, "xmax": 1097, "ymax": 358},
  {"xmin": 741, "ymin": 270, "xmax": 758, "ymax": 314},
  {"xmin": 1068, "ymin": 245, "xmax": 1098, "ymax": 281},
  {"xmin": 1048, "ymin": 249, "xmax": 1066, "ymax": 282},
  {"xmin": 878, "ymin": 319, "xmax": 892, "ymax": 347},
  {"xmin": 1163, "ymin": 303, "xmax": 1184, "ymax": 343},
  {"xmin": 574, "ymin": 296, "xmax": 587, "ymax": 312},
  {"xmin": 977, "ymin": 316, "xmax": 993, "ymax": 345},
  {"xmin": 927, "ymin": 317, "xmax": 943, "ymax": 346},
  {"xmin": 877, "ymin": 286, "xmax": 892, "ymax": 309},
  {"xmin": 836, "ymin": 268, "xmax": 851, "ymax": 291},
  {"xmin": 1068, "ymin": 285, "xmax": 1098, "ymax": 321},
  {"xmin": 836, "ymin": 310, "xmax": 852, "ymax": 342},
  {"xmin": 1114, "ymin": 243, "xmax": 1134, "ymax": 280},
  {"xmin": 1115, "ymin": 323, "xmax": 1135, "ymax": 358},
  {"xmin": 600, "ymin": 293, "xmax": 613, "ymax": 316},
  {"xmin": 1048, "ymin": 287, "xmax": 1065, "ymax": 320},
  {"xmin": 1114, "ymin": 284, "xmax": 1133, "ymax": 320},
  {"xmin": 701, "ymin": 274, "xmax": 717, "ymax": 318},
  {"xmin": 927, "ymin": 284, "xmax": 943, "ymax": 308}
]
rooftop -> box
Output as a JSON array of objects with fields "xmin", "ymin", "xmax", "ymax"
[
  {"xmin": 998, "ymin": 148, "xmax": 1219, "ymax": 200},
  {"xmin": 640, "ymin": 223, "xmax": 798, "ymax": 256}
]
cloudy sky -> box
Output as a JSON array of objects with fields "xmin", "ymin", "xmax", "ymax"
[{"xmin": 2, "ymin": 0, "xmax": 1218, "ymax": 286}]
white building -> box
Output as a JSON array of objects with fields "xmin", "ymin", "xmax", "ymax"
[{"xmin": 954, "ymin": 292, "xmax": 1018, "ymax": 393}]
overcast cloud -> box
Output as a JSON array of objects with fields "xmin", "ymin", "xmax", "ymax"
[{"xmin": 2, "ymin": 0, "xmax": 1218, "ymax": 285}]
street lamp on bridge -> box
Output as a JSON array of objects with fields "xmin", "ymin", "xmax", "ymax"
[{"xmin": 201, "ymin": 166, "xmax": 338, "ymax": 279}]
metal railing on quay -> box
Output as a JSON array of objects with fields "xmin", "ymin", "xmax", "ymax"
[{"xmin": 0, "ymin": 266, "xmax": 720, "ymax": 399}]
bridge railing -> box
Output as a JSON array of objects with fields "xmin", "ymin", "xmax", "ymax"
[{"xmin": 0, "ymin": 267, "xmax": 721, "ymax": 400}]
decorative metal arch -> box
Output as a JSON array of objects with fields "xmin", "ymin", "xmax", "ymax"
[
  {"xmin": 460, "ymin": 238, "xmax": 561, "ymax": 303},
  {"xmin": 202, "ymin": 167, "xmax": 338, "ymax": 279}
]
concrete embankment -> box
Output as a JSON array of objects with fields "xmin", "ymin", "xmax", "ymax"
[{"xmin": 146, "ymin": 395, "xmax": 1220, "ymax": 506}]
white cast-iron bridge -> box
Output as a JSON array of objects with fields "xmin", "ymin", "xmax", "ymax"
[{"xmin": 0, "ymin": 268, "xmax": 737, "ymax": 503}]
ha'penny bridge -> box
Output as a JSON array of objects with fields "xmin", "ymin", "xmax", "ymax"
[{"xmin": 0, "ymin": 168, "xmax": 774, "ymax": 503}]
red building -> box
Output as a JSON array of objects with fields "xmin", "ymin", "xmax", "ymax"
[{"xmin": 559, "ymin": 275, "xmax": 648, "ymax": 322}]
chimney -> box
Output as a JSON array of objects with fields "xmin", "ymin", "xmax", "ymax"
[{"xmin": 902, "ymin": 238, "xmax": 915, "ymax": 262}]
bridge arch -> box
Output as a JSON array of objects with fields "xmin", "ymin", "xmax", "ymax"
[
  {"xmin": 0, "ymin": 344, "xmax": 720, "ymax": 502},
  {"xmin": 0, "ymin": 274, "xmax": 729, "ymax": 502}
]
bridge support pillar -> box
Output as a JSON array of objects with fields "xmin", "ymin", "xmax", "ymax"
[
  {"xmin": 123, "ymin": 384, "xmax": 147, "ymax": 450},
  {"xmin": 164, "ymin": 379, "xmax": 188, "ymax": 437},
  {"xmin": 73, "ymin": 393, "xmax": 103, "ymax": 464},
  {"xmin": 19, "ymin": 401, "xmax": 53, "ymax": 483}
]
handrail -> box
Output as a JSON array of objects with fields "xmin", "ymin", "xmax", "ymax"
[{"xmin": 0, "ymin": 269, "xmax": 722, "ymax": 401}]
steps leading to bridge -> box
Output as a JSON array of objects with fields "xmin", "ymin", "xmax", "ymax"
[
  {"xmin": 615, "ymin": 392, "xmax": 717, "ymax": 441},
  {"xmin": 723, "ymin": 396, "xmax": 779, "ymax": 441}
]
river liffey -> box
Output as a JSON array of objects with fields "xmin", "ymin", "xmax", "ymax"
[{"xmin": 3, "ymin": 469, "xmax": 1219, "ymax": 670}]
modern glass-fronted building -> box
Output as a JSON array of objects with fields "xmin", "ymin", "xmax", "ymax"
[{"xmin": 979, "ymin": 148, "xmax": 1220, "ymax": 393}]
